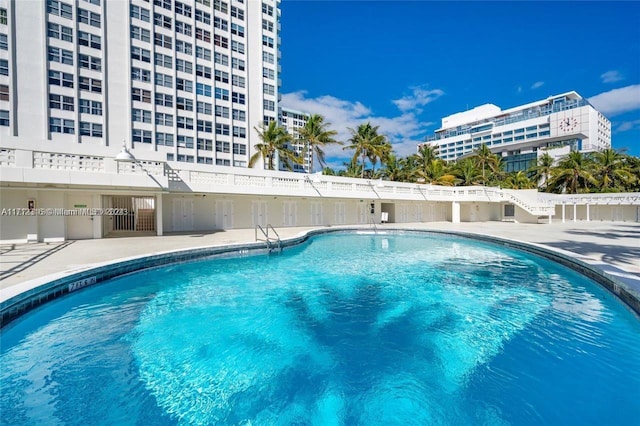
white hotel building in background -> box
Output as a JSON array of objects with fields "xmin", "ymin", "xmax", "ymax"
[
  {"xmin": 279, "ymin": 106, "xmax": 310, "ymax": 173},
  {"xmin": 0, "ymin": 0, "xmax": 281, "ymax": 168},
  {"xmin": 420, "ymin": 91, "xmax": 612, "ymax": 172}
]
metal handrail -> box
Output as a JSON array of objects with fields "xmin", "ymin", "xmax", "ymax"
[{"xmin": 254, "ymin": 224, "xmax": 282, "ymax": 253}]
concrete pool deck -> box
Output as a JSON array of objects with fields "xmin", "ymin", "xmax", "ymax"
[{"xmin": 2, "ymin": 221, "xmax": 639, "ymax": 315}]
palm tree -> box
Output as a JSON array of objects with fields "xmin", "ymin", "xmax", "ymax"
[
  {"xmin": 592, "ymin": 148, "xmax": 635, "ymax": 192},
  {"xmin": 473, "ymin": 144, "xmax": 496, "ymax": 185},
  {"xmin": 297, "ymin": 114, "xmax": 341, "ymax": 172},
  {"xmin": 529, "ymin": 152, "xmax": 555, "ymax": 191},
  {"xmin": 455, "ymin": 158, "xmax": 482, "ymax": 186},
  {"xmin": 547, "ymin": 151, "xmax": 597, "ymax": 194},
  {"xmin": 502, "ymin": 171, "xmax": 536, "ymax": 189},
  {"xmin": 249, "ymin": 121, "xmax": 299, "ymax": 170},
  {"xmin": 344, "ymin": 123, "xmax": 387, "ymax": 178}
]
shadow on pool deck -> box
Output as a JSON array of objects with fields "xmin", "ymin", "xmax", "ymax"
[{"xmin": 0, "ymin": 241, "xmax": 75, "ymax": 282}]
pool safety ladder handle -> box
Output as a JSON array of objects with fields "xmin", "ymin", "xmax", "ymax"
[{"xmin": 255, "ymin": 224, "xmax": 282, "ymax": 253}]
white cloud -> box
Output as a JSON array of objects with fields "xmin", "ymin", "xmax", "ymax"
[
  {"xmin": 280, "ymin": 91, "xmax": 436, "ymax": 169},
  {"xmin": 600, "ymin": 70, "xmax": 624, "ymax": 83},
  {"xmin": 516, "ymin": 86, "xmax": 523, "ymax": 94},
  {"xmin": 531, "ymin": 81, "xmax": 544, "ymax": 90},
  {"xmin": 588, "ymin": 85, "xmax": 640, "ymax": 116},
  {"xmin": 392, "ymin": 87, "xmax": 445, "ymax": 113},
  {"xmin": 615, "ymin": 119, "xmax": 640, "ymax": 132}
]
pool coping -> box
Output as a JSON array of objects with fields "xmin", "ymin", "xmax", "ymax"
[{"xmin": 2, "ymin": 227, "xmax": 639, "ymax": 328}]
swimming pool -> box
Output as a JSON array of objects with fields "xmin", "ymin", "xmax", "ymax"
[{"xmin": 1, "ymin": 231, "xmax": 639, "ymax": 424}]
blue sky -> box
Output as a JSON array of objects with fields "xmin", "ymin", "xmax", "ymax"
[{"xmin": 279, "ymin": 0, "xmax": 640, "ymax": 169}]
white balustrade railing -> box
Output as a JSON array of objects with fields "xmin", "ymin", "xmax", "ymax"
[
  {"xmin": 34, "ymin": 152, "xmax": 104, "ymax": 172},
  {"xmin": 0, "ymin": 148, "xmax": 15, "ymax": 166}
]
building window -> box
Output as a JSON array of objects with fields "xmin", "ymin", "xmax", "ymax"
[
  {"xmin": 176, "ymin": 21, "xmax": 192, "ymax": 36},
  {"xmin": 215, "ymin": 124, "xmax": 230, "ymax": 136},
  {"xmin": 132, "ymin": 129, "xmax": 152, "ymax": 144},
  {"xmin": 48, "ymin": 47, "xmax": 74, "ymax": 65},
  {"xmin": 262, "ymin": 19, "xmax": 273, "ymax": 32},
  {"xmin": 130, "ymin": 5, "xmax": 150, "ymax": 22},
  {"xmin": 132, "ymin": 88, "xmax": 151, "ymax": 103},
  {"xmin": 155, "ymin": 53, "xmax": 172, "ymax": 68},
  {"xmin": 196, "ymin": 46, "xmax": 211, "ymax": 61},
  {"xmin": 196, "ymin": 64, "xmax": 211, "ymax": 79},
  {"xmin": 214, "ymin": 16, "xmax": 228, "ymax": 31},
  {"xmin": 50, "ymin": 117, "xmax": 75, "ymax": 134},
  {"xmin": 214, "ymin": 70, "xmax": 229, "ymax": 83},
  {"xmin": 0, "ymin": 34, "xmax": 7, "ymax": 50},
  {"xmin": 197, "ymin": 120, "xmax": 212, "ymax": 133},
  {"xmin": 197, "ymin": 101, "xmax": 212, "ymax": 115},
  {"xmin": 131, "ymin": 25, "xmax": 151, "ymax": 43},
  {"xmin": 177, "ymin": 135, "xmax": 194, "ymax": 148},
  {"xmin": 79, "ymin": 99, "xmax": 102, "ymax": 115},
  {"xmin": 175, "ymin": 2, "xmax": 192, "ymax": 17},
  {"xmin": 78, "ymin": 31, "xmax": 101, "ymax": 49},
  {"xmin": 177, "ymin": 116, "xmax": 194, "ymax": 129},
  {"xmin": 132, "ymin": 108, "xmax": 152, "ymax": 123},
  {"xmin": 263, "ymin": 83, "xmax": 274, "ymax": 95},
  {"xmin": 216, "ymin": 140, "xmax": 230, "ymax": 152},
  {"xmin": 196, "ymin": 28, "xmax": 211, "ymax": 43},
  {"xmin": 176, "ymin": 59, "xmax": 192, "ymax": 73},
  {"xmin": 214, "ymin": 0, "xmax": 228, "ymax": 13},
  {"xmin": 232, "ymin": 58, "xmax": 245, "ymax": 71},
  {"xmin": 48, "ymin": 1, "xmax": 73, "ymax": 19},
  {"xmin": 48, "ymin": 23, "xmax": 73, "ymax": 42},
  {"xmin": 78, "ymin": 9, "xmax": 101, "ymax": 28},
  {"xmin": 155, "ymin": 73, "xmax": 173, "ymax": 88},
  {"xmin": 216, "ymin": 159, "xmax": 230, "ymax": 166},
  {"xmin": 231, "ymin": 23, "xmax": 244, "ymax": 37},
  {"xmin": 230, "ymin": 6, "xmax": 244, "ymax": 20},
  {"xmin": 0, "ymin": 110, "xmax": 8, "ymax": 126},
  {"xmin": 49, "ymin": 94, "xmax": 74, "ymax": 111},
  {"xmin": 232, "ymin": 109, "xmax": 246, "ymax": 122},
  {"xmin": 262, "ymin": 3, "xmax": 274, "ymax": 16},
  {"xmin": 154, "ymin": 0, "xmax": 171, "ymax": 10},
  {"xmin": 78, "ymin": 77, "xmax": 101, "ymax": 93},
  {"xmin": 215, "ymin": 87, "xmax": 229, "ymax": 101},
  {"xmin": 262, "ymin": 51, "xmax": 274, "ymax": 64},
  {"xmin": 177, "ymin": 78, "xmax": 193, "ymax": 92},
  {"xmin": 196, "ymin": 9, "xmax": 211, "ymax": 25},
  {"xmin": 79, "ymin": 54, "xmax": 101, "ymax": 71},
  {"xmin": 233, "ymin": 143, "xmax": 246, "ymax": 155},
  {"xmin": 0, "ymin": 84, "xmax": 8, "ymax": 101},
  {"xmin": 132, "ymin": 67, "xmax": 151, "ymax": 82},
  {"xmin": 156, "ymin": 132, "xmax": 174, "ymax": 146},
  {"xmin": 195, "ymin": 83, "xmax": 212, "ymax": 97},
  {"xmin": 154, "ymin": 33, "xmax": 172, "ymax": 49},
  {"xmin": 215, "ymin": 105, "xmax": 229, "ymax": 118},
  {"xmin": 263, "ymin": 67, "xmax": 274, "ymax": 80},
  {"xmin": 131, "ymin": 46, "xmax": 151, "ymax": 63},
  {"xmin": 176, "ymin": 40, "xmax": 192, "ymax": 54},
  {"xmin": 49, "ymin": 71, "xmax": 74, "ymax": 88},
  {"xmin": 262, "ymin": 35, "xmax": 274, "ymax": 48},
  {"xmin": 197, "ymin": 138, "xmax": 213, "ymax": 151},
  {"xmin": 233, "ymin": 75, "xmax": 246, "ymax": 88},
  {"xmin": 80, "ymin": 122, "xmax": 102, "ymax": 137},
  {"xmin": 214, "ymin": 52, "xmax": 229, "ymax": 66},
  {"xmin": 177, "ymin": 97, "xmax": 193, "ymax": 111},
  {"xmin": 231, "ymin": 40, "xmax": 244, "ymax": 54},
  {"xmin": 232, "ymin": 126, "xmax": 246, "ymax": 138},
  {"xmin": 155, "ymin": 112, "xmax": 173, "ymax": 126},
  {"xmin": 197, "ymin": 156, "xmax": 212, "ymax": 164},
  {"xmin": 214, "ymin": 34, "xmax": 228, "ymax": 49},
  {"xmin": 154, "ymin": 13, "xmax": 172, "ymax": 29},
  {"xmin": 233, "ymin": 92, "xmax": 246, "ymax": 105},
  {"xmin": 155, "ymin": 93, "xmax": 173, "ymax": 107}
]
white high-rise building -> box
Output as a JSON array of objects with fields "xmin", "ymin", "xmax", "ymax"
[
  {"xmin": 0, "ymin": 0, "xmax": 281, "ymax": 169},
  {"xmin": 420, "ymin": 91, "xmax": 611, "ymax": 172},
  {"xmin": 279, "ymin": 106, "xmax": 309, "ymax": 173}
]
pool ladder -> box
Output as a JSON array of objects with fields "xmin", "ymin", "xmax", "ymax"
[{"xmin": 255, "ymin": 224, "xmax": 282, "ymax": 253}]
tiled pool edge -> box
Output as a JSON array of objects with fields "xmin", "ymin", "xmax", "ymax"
[{"xmin": 2, "ymin": 227, "xmax": 639, "ymax": 328}]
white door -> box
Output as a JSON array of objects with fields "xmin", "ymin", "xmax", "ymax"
[
  {"xmin": 282, "ymin": 201, "xmax": 297, "ymax": 226},
  {"xmin": 252, "ymin": 201, "xmax": 268, "ymax": 227},
  {"xmin": 172, "ymin": 199, "xmax": 194, "ymax": 232},
  {"xmin": 397, "ymin": 204, "xmax": 409, "ymax": 223},
  {"xmin": 357, "ymin": 203, "xmax": 368, "ymax": 224},
  {"xmin": 334, "ymin": 202, "xmax": 346, "ymax": 225},
  {"xmin": 215, "ymin": 200, "xmax": 234, "ymax": 229},
  {"xmin": 612, "ymin": 207, "xmax": 624, "ymax": 222},
  {"xmin": 310, "ymin": 202, "xmax": 323, "ymax": 225},
  {"xmin": 66, "ymin": 195, "xmax": 94, "ymax": 240},
  {"xmin": 416, "ymin": 204, "xmax": 424, "ymax": 222}
]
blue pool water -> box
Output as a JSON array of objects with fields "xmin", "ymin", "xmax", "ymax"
[{"xmin": 1, "ymin": 232, "xmax": 639, "ymax": 425}]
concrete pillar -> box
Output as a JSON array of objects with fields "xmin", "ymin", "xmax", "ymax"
[
  {"xmin": 586, "ymin": 203, "xmax": 590, "ymax": 222},
  {"xmin": 156, "ymin": 194, "xmax": 163, "ymax": 236},
  {"xmin": 548, "ymin": 214, "xmax": 552, "ymax": 224},
  {"xmin": 573, "ymin": 203, "xmax": 577, "ymax": 222},
  {"xmin": 451, "ymin": 201, "xmax": 460, "ymax": 223},
  {"xmin": 562, "ymin": 203, "xmax": 566, "ymax": 223}
]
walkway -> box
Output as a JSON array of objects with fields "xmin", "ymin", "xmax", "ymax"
[{"xmin": 2, "ymin": 222, "xmax": 639, "ymax": 304}]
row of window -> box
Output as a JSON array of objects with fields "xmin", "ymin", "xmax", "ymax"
[
  {"xmin": 48, "ymin": 1, "xmax": 101, "ymax": 28},
  {"xmin": 48, "ymin": 47, "xmax": 102, "ymax": 71},
  {"xmin": 50, "ymin": 117, "xmax": 102, "ymax": 136},
  {"xmin": 49, "ymin": 71, "xmax": 102, "ymax": 93}
]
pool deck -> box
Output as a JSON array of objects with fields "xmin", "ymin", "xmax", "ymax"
[{"xmin": 2, "ymin": 221, "xmax": 639, "ymax": 308}]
